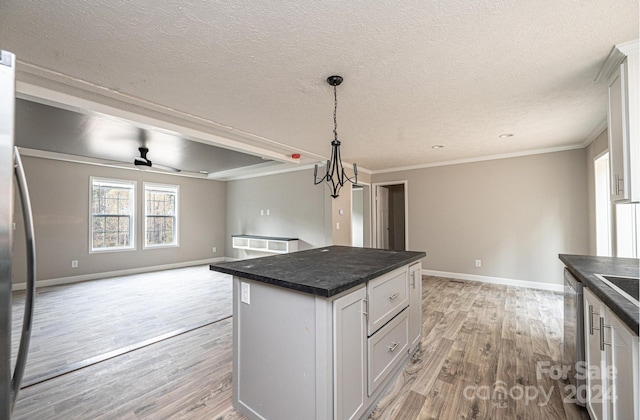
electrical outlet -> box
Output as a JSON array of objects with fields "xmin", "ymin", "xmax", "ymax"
[
  {"xmin": 71, "ymin": 260, "xmax": 78, "ymax": 268},
  {"xmin": 266, "ymin": 209, "xmax": 270, "ymax": 215},
  {"xmin": 336, "ymin": 222, "xmax": 340, "ymax": 230},
  {"xmin": 241, "ymin": 282, "xmax": 250, "ymax": 304},
  {"xmin": 212, "ymin": 247, "xmax": 217, "ymax": 253},
  {"xmin": 260, "ymin": 209, "xmax": 264, "ymax": 215},
  {"xmin": 475, "ymin": 260, "xmax": 482, "ymax": 268}
]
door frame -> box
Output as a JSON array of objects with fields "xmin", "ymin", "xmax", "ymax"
[{"xmin": 371, "ymin": 180, "xmax": 409, "ymax": 250}]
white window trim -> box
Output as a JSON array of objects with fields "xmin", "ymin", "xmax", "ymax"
[
  {"xmin": 89, "ymin": 176, "xmax": 136, "ymax": 253},
  {"xmin": 143, "ymin": 182, "xmax": 179, "ymax": 249}
]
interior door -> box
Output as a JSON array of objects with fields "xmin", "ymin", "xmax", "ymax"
[{"xmin": 376, "ymin": 186, "xmax": 389, "ymax": 249}]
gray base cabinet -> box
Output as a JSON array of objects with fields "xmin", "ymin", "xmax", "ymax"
[{"xmin": 232, "ymin": 262, "xmax": 421, "ymax": 420}]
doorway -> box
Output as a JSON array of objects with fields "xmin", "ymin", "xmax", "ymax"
[
  {"xmin": 351, "ymin": 184, "xmax": 371, "ymax": 247},
  {"xmin": 372, "ymin": 181, "xmax": 408, "ymax": 251}
]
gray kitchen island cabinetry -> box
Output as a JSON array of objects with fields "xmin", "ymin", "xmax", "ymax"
[{"xmin": 211, "ymin": 246, "xmax": 425, "ymax": 420}]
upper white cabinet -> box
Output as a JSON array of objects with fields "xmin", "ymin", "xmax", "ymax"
[{"xmin": 597, "ymin": 40, "xmax": 639, "ymax": 203}]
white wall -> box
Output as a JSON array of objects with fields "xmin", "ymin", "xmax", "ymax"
[
  {"xmin": 586, "ymin": 129, "xmax": 609, "ymax": 254},
  {"xmin": 352, "ymin": 187, "xmax": 364, "ymax": 247},
  {"xmin": 373, "ymin": 149, "xmax": 589, "ymax": 286}
]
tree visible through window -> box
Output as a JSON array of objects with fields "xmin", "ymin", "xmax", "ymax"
[
  {"xmin": 91, "ymin": 178, "xmax": 135, "ymax": 251},
  {"xmin": 145, "ymin": 183, "xmax": 178, "ymax": 247}
]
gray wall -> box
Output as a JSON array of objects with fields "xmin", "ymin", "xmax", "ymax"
[
  {"xmin": 13, "ymin": 156, "xmax": 226, "ymax": 283},
  {"xmin": 373, "ymin": 149, "xmax": 589, "ymax": 286},
  {"xmin": 225, "ymin": 168, "xmax": 331, "ymax": 258}
]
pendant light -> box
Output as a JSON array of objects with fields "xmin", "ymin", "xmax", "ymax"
[{"xmin": 314, "ymin": 75, "xmax": 358, "ymax": 198}]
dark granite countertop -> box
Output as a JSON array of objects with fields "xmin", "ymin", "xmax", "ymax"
[
  {"xmin": 210, "ymin": 246, "xmax": 426, "ymax": 297},
  {"xmin": 559, "ymin": 254, "xmax": 639, "ymax": 335}
]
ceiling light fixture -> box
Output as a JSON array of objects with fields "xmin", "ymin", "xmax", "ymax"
[
  {"xmin": 432, "ymin": 145, "xmax": 444, "ymax": 149},
  {"xmin": 498, "ymin": 133, "xmax": 514, "ymax": 138},
  {"xmin": 314, "ymin": 75, "xmax": 357, "ymax": 198}
]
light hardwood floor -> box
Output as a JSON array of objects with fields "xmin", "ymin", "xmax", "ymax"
[{"xmin": 13, "ymin": 269, "xmax": 589, "ymax": 419}]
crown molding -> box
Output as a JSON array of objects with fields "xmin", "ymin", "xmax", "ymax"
[
  {"xmin": 595, "ymin": 39, "xmax": 639, "ymax": 83},
  {"xmin": 370, "ymin": 144, "xmax": 586, "ymax": 175}
]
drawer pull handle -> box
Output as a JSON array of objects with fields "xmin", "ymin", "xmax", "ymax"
[
  {"xmin": 387, "ymin": 342, "xmax": 399, "ymax": 352},
  {"xmin": 388, "ymin": 292, "xmax": 400, "ymax": 300}
]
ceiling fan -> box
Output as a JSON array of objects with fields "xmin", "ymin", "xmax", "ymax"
[{"xmin": 133, "ymin": 146, "xmax": 181, "ymax": 173}]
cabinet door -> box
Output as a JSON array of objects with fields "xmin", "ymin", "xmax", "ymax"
[
  {"xmin": 408, "ymin": 262, "xmax": 422, "ymax": 352},
  {"xmin": 584, "ymin": 288, "xmax": 606, "ymax": 420},
  {"xmin": 333, "ymin": 286, "xmax": 367, "ymax": 420},
  {"xmin": 604, "ymin": 307, "xmax": 639, "ymax": 420},
  {"xmin": 608, "ymin": 66, "xmax": 628, "ymax": 202}
]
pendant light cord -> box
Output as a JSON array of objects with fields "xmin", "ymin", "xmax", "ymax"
[{"xmin": 333, "ymin": 84, "xmax": 338, "ymax": 142}]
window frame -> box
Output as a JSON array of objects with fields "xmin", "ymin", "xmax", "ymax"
[
  {"xmin": 143, "ymin": 182, "xmax": 179, "ymax": 249},
  {"xmin": 89, "ymin": 177, "xmax": 136, "ymax": 253}
]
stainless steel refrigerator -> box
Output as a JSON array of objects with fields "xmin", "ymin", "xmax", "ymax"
[{"xmin": 1, "ymin": 50, "xmax": 37, "ymax": 419}]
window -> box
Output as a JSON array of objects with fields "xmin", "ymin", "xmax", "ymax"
[
  {"xmin": 90, "ymin": 177, "xmax": 135, "ymax": 252},
  {"xmin": 144, "ymin": 183, "xmax": 178, "ymax": 248}
]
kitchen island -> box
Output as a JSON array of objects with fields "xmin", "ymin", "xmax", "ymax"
[{"xmin": 210, "ymin": 246, "xmax": 425, "ymax": 420}]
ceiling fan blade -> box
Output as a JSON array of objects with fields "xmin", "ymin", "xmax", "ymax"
[{"xmin": 152, "ymin": 163, "xmax": 182, "ymax": 173}]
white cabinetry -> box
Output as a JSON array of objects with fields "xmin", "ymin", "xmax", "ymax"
[
  {"xmin": 367, "ymin": 266, "xmax": 409, "ymax": 334},
  {"xmin": 598, "ymin": 40, "xmax": 639, "ymax": 203},
  {"xmin": 584, "ymin": 288, "xmax": 606, "ymax": 420},
  {"xmin": 408, "ymin": 262, "xmax": 422, "ymax": 352},
  {"xmin": 333, "ymin": 287, "xmax": 367, "ymax": 420},
  {"xmin": 232, "ymin": 235, "xmax": 298, "ymax": 254},
  {"xmin": 232, "ymin": 262, "xmax": 420, "ymax": 420},
  {"xmin": 583, "ymin": 287, "xmax": 639, "ymax": 420}
]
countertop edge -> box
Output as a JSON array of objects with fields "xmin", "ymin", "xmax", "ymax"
[{"xmin": 559, "ymin": 254, "xmax": 639, "ymax": 336}]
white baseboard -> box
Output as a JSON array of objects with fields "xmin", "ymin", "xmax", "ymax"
[
  {"xmin": 422, "ymin": 269, "xmax": 564, "ymax": 293},
  {"xmin": 12, "ymin": 257, "xmax": 228, "ymax": 291}
]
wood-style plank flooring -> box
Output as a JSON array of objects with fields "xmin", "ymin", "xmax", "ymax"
[
  {"xmin": 11, "ymin": 266, "xmax": 231, "ymax": 386},
  {"xmin": 13, "ymin": 269, "xmax": 590, "ymax": 419},
  {"xmin": 369, "ymin": 277, "xmax": 590, "ymax": 420}
]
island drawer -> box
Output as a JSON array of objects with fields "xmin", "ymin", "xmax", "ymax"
[
  {"xmin": 367, "ymin": 266, "xmax": 409, "ymax": 335},
  {"xmin": 367, "ymin": 308, "xmax": 409, "ymax": 396}
]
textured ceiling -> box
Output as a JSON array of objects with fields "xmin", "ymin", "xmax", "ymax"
[{"xmin": 0, "ymin": 0, "xmax": 638, "ymax": 171}]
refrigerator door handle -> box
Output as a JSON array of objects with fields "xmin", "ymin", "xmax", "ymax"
[{"xmin": 10, "ymin": 146, "xmax": 36, "ymax": 412}]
